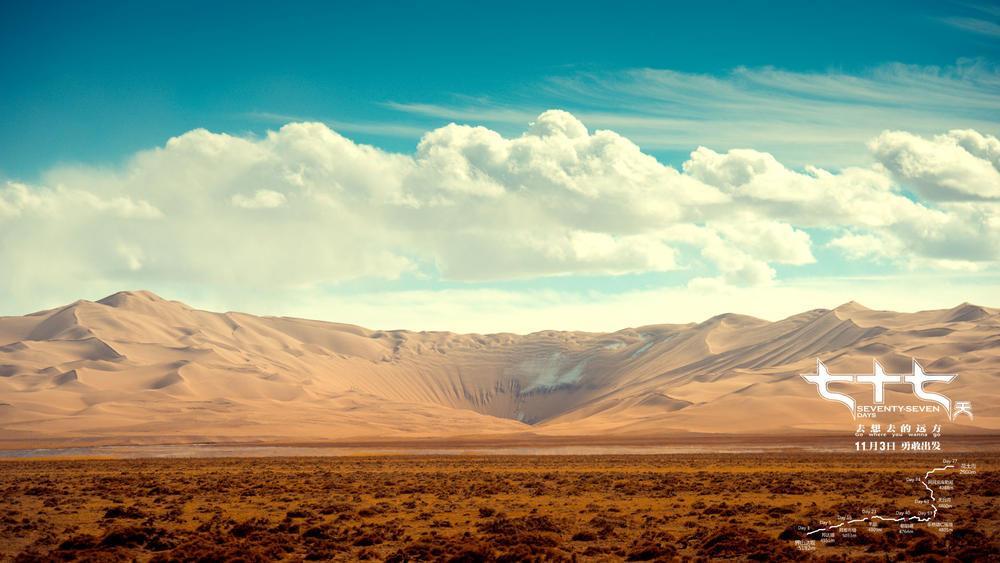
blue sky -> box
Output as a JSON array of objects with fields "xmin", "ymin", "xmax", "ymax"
[
  {"xmin": 1, "ymin": 1, "xmax": 999, "ymax": 331},
  {"xmin": 3, "ymin": 0, "xmax": 998, "ymax": 177}
]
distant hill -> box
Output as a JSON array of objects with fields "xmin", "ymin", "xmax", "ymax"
[{"xmin": 0, "ymin": 291, "xmax": 996, "ymax": 447}]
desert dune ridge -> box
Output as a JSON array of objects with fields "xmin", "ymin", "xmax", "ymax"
[{"xmin": 0, "ymin": 290, "xmax": 997, "ymax": 447}]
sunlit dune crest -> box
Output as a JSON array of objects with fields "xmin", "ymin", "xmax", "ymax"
[{"xmin": 0, "ymin": 290, "xmax": 997, "ymax": 446}]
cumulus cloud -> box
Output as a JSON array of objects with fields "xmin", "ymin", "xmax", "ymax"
[
  {"xmin": 1, "ymin": 111, "xmax": 998, "ymax": 313},
  {"xmin": 681, "ymin": 137, "xmax": 1000, "ymax": 272},
  {"xmin": 391, "ymin": 62, "xmax": 1000, "ymax": 169},
  {"xmin": 231, "ymin": 189, "xmax": 287, "ymax": 209},
  {"xmin": 828, "ymin": 232, "xmax": 900, "ymax": 262},
  {"xmin": 683, "ymin": 146, "xmax": 911, "ymax": 227},
  {"xmin": 870, "ymin": 129, "xmax": 1000, "ymax": 200},
  {"xmin": 0, "ymin": 181, "xmax": 162, "ymax": 219}
]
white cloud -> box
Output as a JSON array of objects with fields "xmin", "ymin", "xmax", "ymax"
[
  {"xmin": 949, "ymin": 128, "xmax": 1000, "ymax": 168},
  {"xmin": 941, "ymin": 17, "xmax": 1000, "ymax": 37},
  {"xmin": 712, "ymin": 217, "xmax": 815, "ymax": 266},
  {"xmin": 828, "ymin": 201, "xmax": 1000, "ymax": 268},
  {"xmin": 828, "ymin": 232, "xmax": 899, "ymax": 262},
  {"xmin": 232, "ymin": 189, "xmax": 287, "ymax": 209},
  {"xmin": 682, "ymin": 144, "xmax": 931, "ymax": 230},
  {"xmin": 870, "ymin": 129, "xmax": 1000, "ymax": 200},
  {"xmin": 1, "ymin": 111, "xmax": 998, "ymax": 320},
  {"xmin": 0, "ymin": 181, "xmax": 162, "ymax": 219},
  {"xmin": 391, "ymin": 62, "xmax": 1000, "ymax": 168},
  {"xmin": 116, "ymin": 243, "xmax": 145, "ymax": 271}
]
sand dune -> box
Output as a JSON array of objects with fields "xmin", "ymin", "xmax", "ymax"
[{"xmin": 0, "ymin": 291, "xmax": 997, "ymax": 446}]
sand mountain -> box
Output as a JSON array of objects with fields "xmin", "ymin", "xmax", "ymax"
[{"xmin": 0, "ymin": 291, "xmax": 997, "ymax": 447}]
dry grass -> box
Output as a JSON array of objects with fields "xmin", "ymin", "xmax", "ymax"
[{"xmin": 1, "ymin": 453, "xmax": 997, "ymax": 561}]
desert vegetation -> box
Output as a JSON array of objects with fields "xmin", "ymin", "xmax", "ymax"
[{"xmin": 1, "ymin": 453, "xmax": 997, "ymax": 561}]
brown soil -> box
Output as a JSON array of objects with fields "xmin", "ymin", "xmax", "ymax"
[{"xmin": 1, "ymin": 453, "xmax": 996, "ymax": 561}]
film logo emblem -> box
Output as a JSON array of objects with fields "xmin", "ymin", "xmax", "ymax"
[{"xmin": 802, "ymin": 359, "xmax": 973, "ymax": 421}]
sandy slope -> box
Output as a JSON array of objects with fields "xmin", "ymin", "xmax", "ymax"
[{"xmin": 0, "ymin": 291, "xmax": 997, "ymax": 446}]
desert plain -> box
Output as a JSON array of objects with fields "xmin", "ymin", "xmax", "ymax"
[{"xmin": 1, "ymin": 452, "xmax": 998, "ymax": 562}]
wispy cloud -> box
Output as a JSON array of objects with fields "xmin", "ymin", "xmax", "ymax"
[
  {"xmin": 957, "ymin": 1, "xmax": 1000, "ymax": 18},
  {"xmin": 941, "ymin": 16, "xmax": 1000, "ymax": 37},
  {"xmin": 386, "ymin": 62, "xmax": 1000, "ymax": 168}
]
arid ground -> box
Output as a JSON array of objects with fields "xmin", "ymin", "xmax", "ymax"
[{"xmin": 1, "ymin": 452, "xmax": 996, "ymax": 562}]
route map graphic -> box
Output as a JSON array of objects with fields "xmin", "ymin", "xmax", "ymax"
[
  {"xmin": 792, "ymin": 459, "xmax": 975, "ymax": 552},
  {"xmin": 805, "ymin": 463, "xmax": 954, "ymax": 537}
]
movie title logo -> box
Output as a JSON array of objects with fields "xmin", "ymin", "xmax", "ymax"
[{"xmin": 801, "ymin": 359, "xmax": 973, "ymax": 420}]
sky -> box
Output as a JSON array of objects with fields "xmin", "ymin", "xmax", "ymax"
[{"xmin": 1, "ymin": 0, "xmax": 999, "ymax": 332}]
